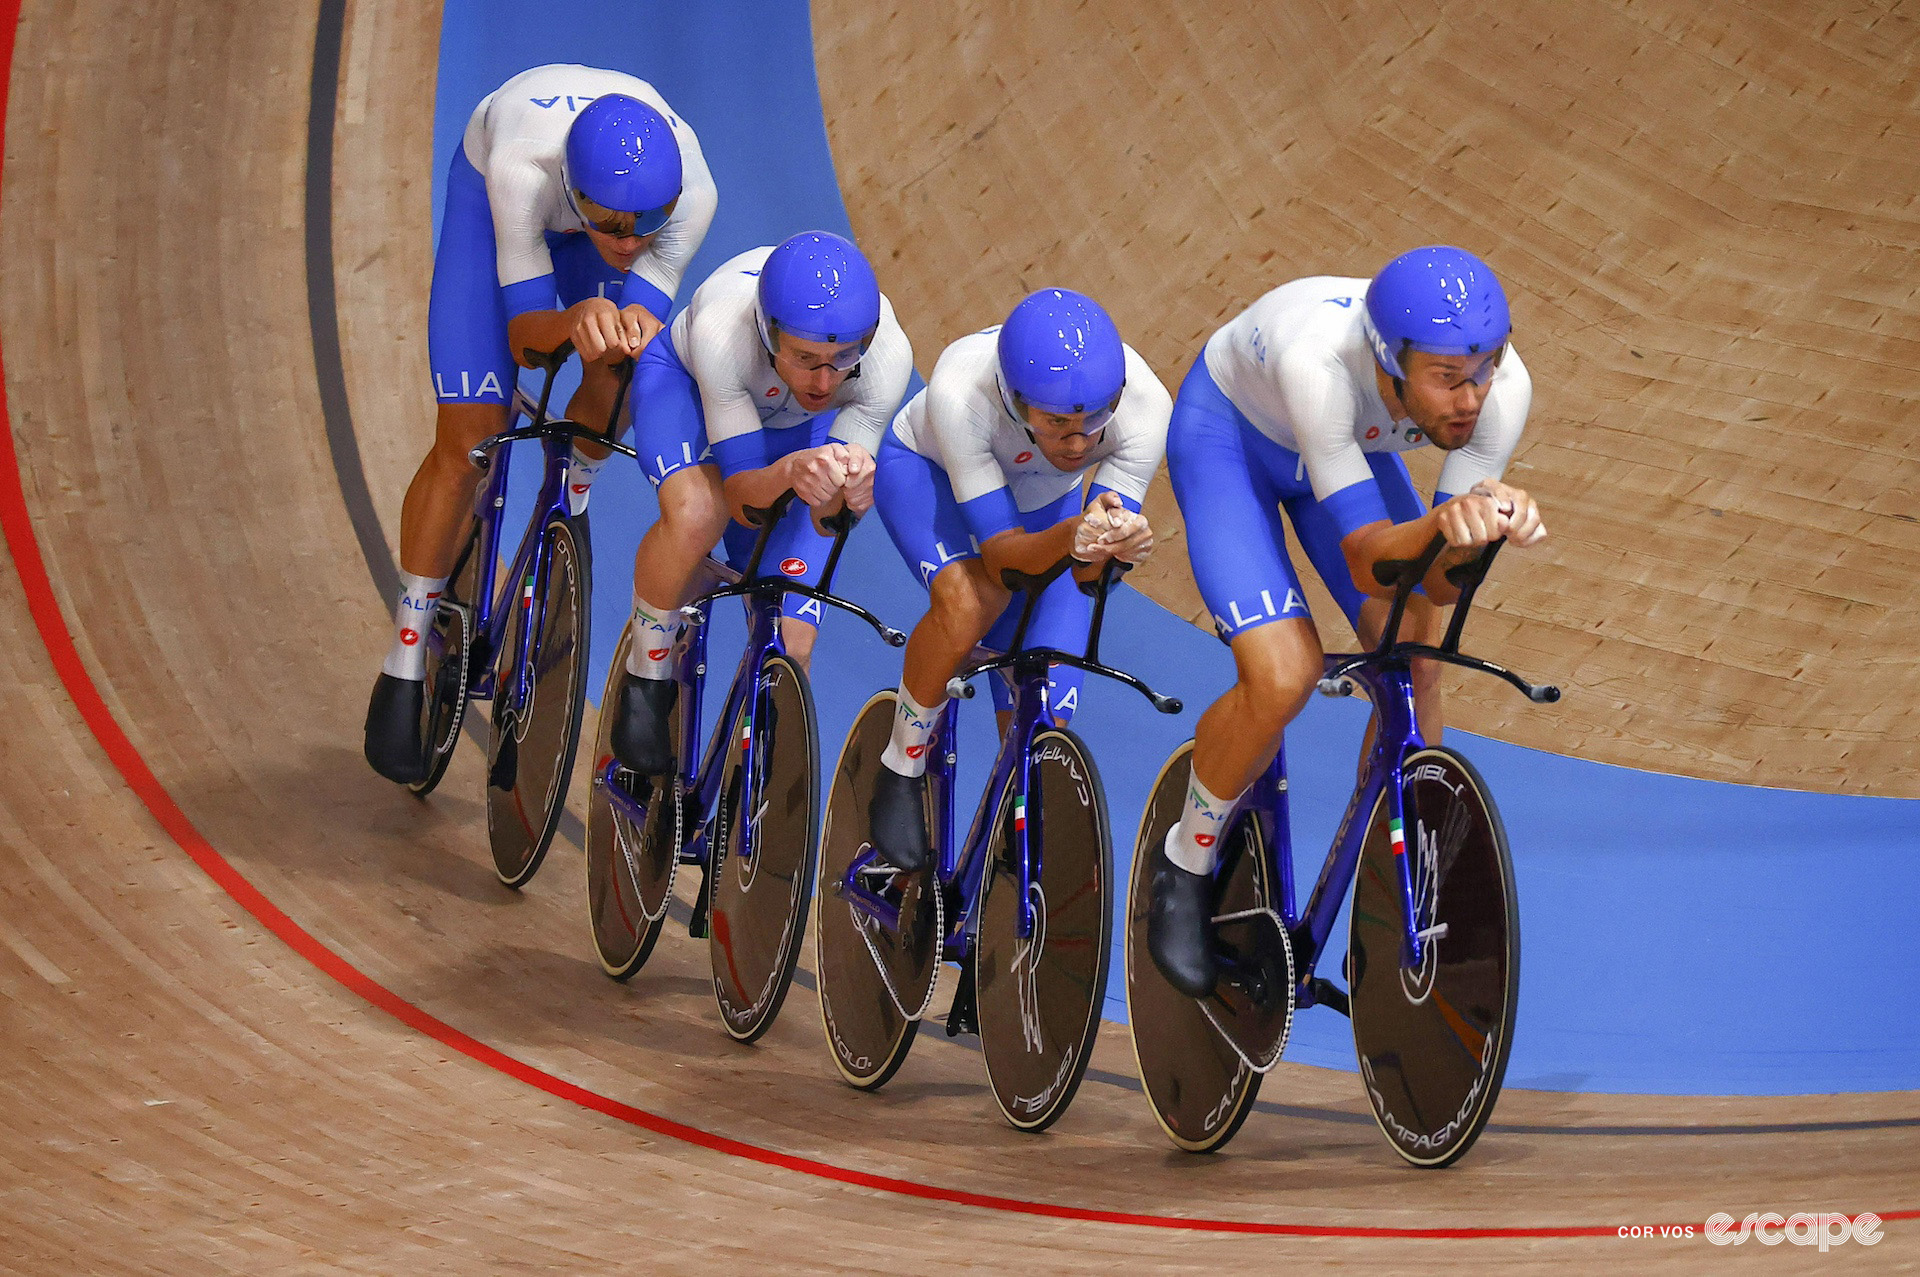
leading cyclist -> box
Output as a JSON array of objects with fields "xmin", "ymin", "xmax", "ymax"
[
  {"xmin": 364, "ymin": 64, "xmax": 716, "ymax": 784},
  {"xmin": 1148, "ymin": 246, "xmax": 1548, "ymax": 996}
]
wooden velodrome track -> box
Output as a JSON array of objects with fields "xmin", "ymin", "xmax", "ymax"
[{"xmin": 0, "ymin": 1, "xmax": 1913, "ymax": 1270}]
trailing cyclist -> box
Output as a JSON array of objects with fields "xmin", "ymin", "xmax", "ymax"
[{"xmin": 365, "ymin": 63, "xmax": 716, "ymax": 784}]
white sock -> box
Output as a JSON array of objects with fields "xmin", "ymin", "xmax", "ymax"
[
  {"xmin": 1166, "ymin": 772, "xmax": 1238, "ymax": 875},
  {"xmin": 625, "ymin": 592, "xmax": 685, "ymax": 679},
  {"xmin": 567, "ymin": 445, "xmax": 609, "ymax": 515},
  {"xmin": 880, "ymin": 686, "xmax": 945, "ymax": 778},
  {"xmin": 382, "ymin": 571, "xmax": 449, "ymax": 680}
]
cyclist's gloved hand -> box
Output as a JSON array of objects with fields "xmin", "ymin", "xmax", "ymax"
[
  {"xmin": 570, "ymin": 298, "xmax": 660, "ymax": 363},
  {"xmin": 1099, "ymin": 509, "xmax": 1154, "ymax": 564},
  {"xmin": 1073, "ymin": 491, "xmax": 1152, "ymax": 563},
  {"xmin": 838, "ymin": 443, "xmax": 877, "ymax": 515},
  {"xmin": 1469, "ymin": 480, "xmax": 1547, "ymax": 548},
  {"xmin": 791, "ymin": 442, "xmax": 854, "ymax": 507},
  {"xmin": 1437, "ymin": 489, "xmax": 1512, "ymax": 550}
]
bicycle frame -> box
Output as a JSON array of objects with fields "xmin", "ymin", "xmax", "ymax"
[
  {"xmin": 1240, "ymin": 535, "xmax": 1558, "ymax": 1011},
  {"xmin": 1245, "ymin": 648, "xmax": 1424, "ymax": 1011},
  {"xmin": 841, "ymin": 559, "xmax": 1179, "ymax": 952},
  {"xmin": 597, "ymin": 492, "xmax": 903, "ymax": 879},
  {"xmin": 432, "ymin": 345, "xmax": 636, "ymax": 714}
]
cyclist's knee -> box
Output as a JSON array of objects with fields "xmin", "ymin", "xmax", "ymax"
[
  {"xmin": 656, "ymin": 466, "xmax": 728, "ymax": 541},
  {"xmin": 927, "ymin": 560, "xmax": 1006, "ymax": 643},
  {"xmin": 1230, "ymin": 620, "xmax": 1321, "ymax": 732},
  {"xmin": 423, "ymin": 403, "xmax": 504, "ymax": 492}
]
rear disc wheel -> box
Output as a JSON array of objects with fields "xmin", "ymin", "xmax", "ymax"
[{"xmin": 486, "ymin": 513, "xmax": 590, "ymax": 888}]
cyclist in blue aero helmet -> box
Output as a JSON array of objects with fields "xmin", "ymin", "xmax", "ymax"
[
  {"xmin": 564, "ymin": 93, "xmax": 684, "ymax": 238},
  {"xmin": 364, "ymin": 64, "xmax": 716, "ymax": 785},
  {"xmin": 997, "ymin": 287, "xmax": 1129, "ymax": 428},
  {"xmin": 864, "ymin": 288, "xmax": 1170, "ymax": 873},
  {"xmin": 1363, "ymin": 244, "xmax": 1511, "ymax": 384},
  {"xmin": 606, "ymin": 231, "xmax": 913, "ymax": 779},
  {"xmin": 756, "ymin": 229, "xmax": 883, "ymax": 360},
  {"xmin": 1147, "ymin": 247, "xmax": 1546, "ymax": 997}
]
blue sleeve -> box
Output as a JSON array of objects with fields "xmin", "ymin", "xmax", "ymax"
[
  {"xmin": 619, "ymin": 272, "xmax": 672, "ymax": 324},
  {"xmin": 959, "ymin": 489, "xmax": 1022, "ymax": 544},
  {"xmin": 1322, "ymin": 478, "xmax": 1393, "ymax": 541},
  {"xmin": 502, "ymin": 274, "xmax": 557, "ymax": 321},
  {"xmin": 1086, "ymin": 484, "xmax": 1142, "ymax": 515},
  {"xmin": 710, "ymin": 431, "xmax": 768, "ymax": 481}
]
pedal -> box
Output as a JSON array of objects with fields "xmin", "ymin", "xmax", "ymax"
[
  {"xmin": 1308, "ymin": 977, "xmax": 1350, "ymax": 1018},
  {"xmin": 1197, "ymin": 908, "xmax": 1295, "ymax": 1074},
  {"xmin": 945, "ymin": 951, "xmax": 978, "ymax": 1038}
]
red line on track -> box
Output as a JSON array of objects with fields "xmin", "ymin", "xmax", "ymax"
[{"xmin": 0, "ymin": 0, "xmax": 1910, "ymax": 1243}]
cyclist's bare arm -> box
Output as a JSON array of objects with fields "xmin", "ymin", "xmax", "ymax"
[{"xmin": 1341, "ymin": 484, "xmax": 1545, "ymax": 605}]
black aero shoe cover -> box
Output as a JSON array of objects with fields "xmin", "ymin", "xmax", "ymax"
[
  {"xmin": 1148, "ymin": 847, "xmax": 1220, "ymax": 999},
  {"xmin": 611, "ymin": 673, "xmax": 679, "ymax": 777},
  {"xmin": 364, "ymin": 672, "xmax": 429, "ymax": 785},
  {"xmin": 868, "ymin": 765, "xmax": 931, "ymax": 874}
]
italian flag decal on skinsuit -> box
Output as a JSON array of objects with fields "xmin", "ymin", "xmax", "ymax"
[{"xmin": 1389, "ymin": 816, "xmax": 1406, "ymax": 857}]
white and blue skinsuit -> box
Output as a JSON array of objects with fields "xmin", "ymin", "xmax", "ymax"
[
  {"xmin": 1171, "ymin": 276, "xmax": 1532, "ymax": 639},
  {"xmin": 631, "ymin": 245, "xmax": 914, "ymax": 621},
  {"xmin": 427, "ymin": 64, "xmax": 718, "ymax": 405},
  {"xmin": 875, "ymin": 329, "xmax": 1171, "ymax": 720}
]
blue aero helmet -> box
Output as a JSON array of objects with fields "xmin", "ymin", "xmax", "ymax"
[
  {"xmin": 755, "ymin": 231, "xmax": 882, "ymax": 372},
  {"xmin": 563, "ymin": 94, "xmax": 683, "ymax": 238},
  {"xmin": 996, "ymin": 288, "xmax": 1127, "ymax": 432},
  {"xmin": 1363, "ymin": 245, "xmax": 1511, "ymax": 382}
]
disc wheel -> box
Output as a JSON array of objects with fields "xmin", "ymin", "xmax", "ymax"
[
  {"xmin": 814, "ymin": 692, "xmax": 940, "ymax": 1090},
  {"xmin": 1350, "ymin": 745, "xmax": 1519, "ymax": 1169},
  {"xmin": 584, "ymin": 623, "xmax": 686, "ymax": 980},
  {"xmin": 707, "ymin": 652, "xmax": 818, "ymax": 1042},
  {"xmin": 485, "ymin": 512, "xmax": 590, "ymax": 888},
  {"xmin": 1125, "ymin": 742, "xmax": 1272, "ymax": 1153},
  {"xmin": 975, "ymin": 728, "xmax": 1110, "ymax": 1133},
  {"xmin": 408, "ymin": 523, "xmax": 484, "ymax": 798}
]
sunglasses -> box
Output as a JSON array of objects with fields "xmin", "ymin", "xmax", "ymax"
[{"xmin": 573, "ymin": 189, "xmax": 678, "ymax": 238}]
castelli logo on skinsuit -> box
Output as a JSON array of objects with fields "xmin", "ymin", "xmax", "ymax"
[
  {"xmin": 400, "ymin": 628, "xmax": 419, "ymax": 646},
  {"xmin": 780, "ymin": 558, "xmax": 808, "ymax": 576},
  {"xmin": 648, "ymin": 648, "xmax": 671, "ymax": 661},
  {"xmin": 1014, "ymin": 451, "xmax": 1033, "ymax": 464}
]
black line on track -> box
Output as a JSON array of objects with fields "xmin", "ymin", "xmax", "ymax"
[
  {"xmin": 302, "ymin": 6, "xmax": 1915, "ymax": 1147},
  {"xmin": 307, "ymin": 0, "xmax": 397, "ymax": 606}
]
